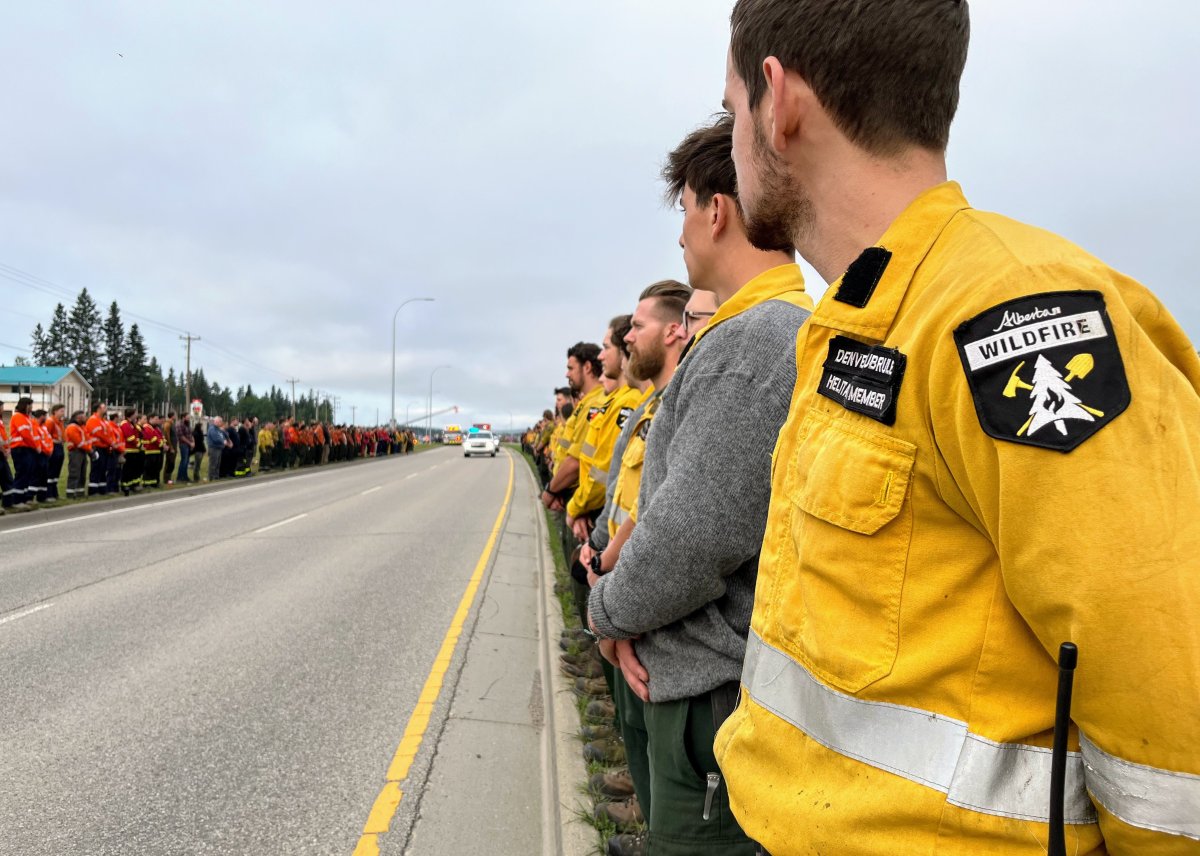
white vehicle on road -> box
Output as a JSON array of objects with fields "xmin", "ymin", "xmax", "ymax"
[{"xmin": 463, "ymin": 431, "xmax": 496, "ymax": 457}]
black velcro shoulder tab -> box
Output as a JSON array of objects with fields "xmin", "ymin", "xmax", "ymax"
[{"xmin": 835, "ymin": 247, "xmax": 892, "ymax": 308}]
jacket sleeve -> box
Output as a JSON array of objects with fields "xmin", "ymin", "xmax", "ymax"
[{"xmin": 928, "ymin": 291, "xmax": 1200, "ymax": 853}]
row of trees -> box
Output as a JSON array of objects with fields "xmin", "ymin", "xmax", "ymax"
[{"xmin": 23, "ymin": 288, "xmax": 331, "ymax": 422}]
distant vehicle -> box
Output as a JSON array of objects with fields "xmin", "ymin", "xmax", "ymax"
[
  {"xmin": 463, "ymin": 431, "xmax": 496, "ymax": 458},
  {"xmin": 443, "ymin": 424, "xmax": 464, "ymax": 445}
]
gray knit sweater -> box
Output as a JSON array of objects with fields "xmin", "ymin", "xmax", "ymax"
[{"xmin": 588, "ymin": 297, "xmax": 810, "ymax": 702}]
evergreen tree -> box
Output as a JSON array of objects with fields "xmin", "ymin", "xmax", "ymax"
[
  {"xmin": 66, "ymin": 288, "xmax": 103, "ymax": 383},
  {"xmin": 99, "ymin": 301, "xmax": 126, "ymax": 402},
  {"xmin": 164, "ymin": 367, "xmax": 179, "ymax": 411},
  {"xmin": 44, "ymin": 304, "xmax": 71, "ymax": 366},
  {"xmin": 147, "ymin": 357, "xmax": 167, "ymax": 412},
  {"xmin": 30, "ymin": 324, "xmax": 47, "ymax": 364},
  {"xmin": 124, "ymin": 323, "xmax": 152, "ymax": 406}
]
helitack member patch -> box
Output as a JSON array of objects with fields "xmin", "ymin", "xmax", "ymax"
[
  {"xmin": 953, "ymin": 290, "xmax": 1129, "ymax": 452},
  {"xmin": 818, "ymin": 335, "xmax": 907, "ymax": 425}
]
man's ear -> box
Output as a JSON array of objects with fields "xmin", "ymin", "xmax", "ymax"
[
  {"xmin": 763, "ymin": 56, "xmax": 807, "ymax": 154},
  {"xmin": 711, "ymin": 193, "xmax": 731, "ymax": 241}
]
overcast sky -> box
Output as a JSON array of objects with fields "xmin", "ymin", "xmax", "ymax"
[{"xmin": 2, "ymin": 1, "xmax": 1196, "ymax": 429}]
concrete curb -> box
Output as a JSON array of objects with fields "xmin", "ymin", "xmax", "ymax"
[{"xmin": 522, "ymin": 461, "xmax": 594, "ymax": 856}]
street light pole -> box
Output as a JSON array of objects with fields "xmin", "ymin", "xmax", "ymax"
[
  {"xmin": 428, "ymin": 365, "xmax": 452, "ymax": 443},
  {"xmin": 392, "ymin": 298, "xmax": 434, "ymax": 429}
]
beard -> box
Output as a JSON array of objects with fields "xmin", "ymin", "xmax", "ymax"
[
  {"xmin": 628, "ymin": 338, "xmax": 667, "ymax": 381},
  {"xmin": 742, "ymin": 121, "xmax": 813, "ymax": 254},
  {"xmin": 627, "ymin": 339, "xmax": 666, "ymax": 383}
]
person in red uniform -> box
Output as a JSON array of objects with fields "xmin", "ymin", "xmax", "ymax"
[
  {"xmin": 140, "ymin": 414, "xmax": 165, "ymax": 488},
  {"xmin": 119, "ymin": 408, "xmax": 142, "ymax": 495}
]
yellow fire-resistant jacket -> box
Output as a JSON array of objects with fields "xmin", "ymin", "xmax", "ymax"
[
  {"xmin": 568, "ymin": 384, "xmax": 643, "ymax": 519},
  {"xmin": 608, "ymin": 388, "xmax": 661, "ymax": 539},
  {"xmin": 553, "ymin": 385, "xmax": 601, "ymax": 477},
  {"xmin": 715, "ymin": 182, "xmax": 1200, "ymax": 855}
]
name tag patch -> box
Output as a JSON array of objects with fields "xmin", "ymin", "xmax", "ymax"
[
  {"xmin": 818, "ymin": 336, "xmax": 907, "ymax": 425},
  {"xmin": 616, "ymin": 407, "xmax": 635, "ymax": 429},
  {"xmin": 953, "ymin": 291, "xmax": 1129, "ymax": 452}
]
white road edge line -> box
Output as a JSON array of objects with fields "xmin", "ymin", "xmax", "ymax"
[
  {"xmin": 254, "ymin": 513, "xmax": 308, "ymax": 534},
  {"xmin": 0, "ymin": 603, "xmax": 53, "ymax": 627},
  {"xmin": 361, "ymin": 486, "xmax": 382, "ymax": 496}
]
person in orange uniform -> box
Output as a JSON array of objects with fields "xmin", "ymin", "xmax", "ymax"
[
  {"xmin": 7, "ymin": 396, "xmax": 37, "ymax": 509},
  {"xmin": 31, "ymin": 409, "xmax": 53, "ymax": 504},
  {"xmin": 118, "ymin": 408, "xmax": 142, "ymax": 495},
  {"xmin": 45, "ymin": 404, "xmax": 66, "ymax": 502},
  {"xmin": 0, "ymin": 399, "xmax": 16, "ymax": 512},
  {"xmin": 141, "ymin": 414, "xmax": 165, "ymax": 488},
  {"xmin": 64, "ymin": 410, "xmax": 90, "ymax": 500},
  {"xmin": 84, "ymin": 402, "xmax": 111, "ymax": 496},
  {"xmin": 108, "ymin": 412, "xmax": 126, "ymax": 494},
  {"xmin": 715, "ymin": 2, "xmax": 1200, "ymax": 854},
  {"xmin": 284, "ymin": 419, "xmax": 300, "ymax": 469}
]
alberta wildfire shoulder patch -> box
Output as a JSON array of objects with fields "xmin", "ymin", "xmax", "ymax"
[{"xmin": 953, "ymin": 290, "xmax": 1130, "ymax": 452}]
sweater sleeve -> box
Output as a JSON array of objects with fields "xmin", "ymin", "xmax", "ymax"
[{"xmin": 589, "ymin": 361, "xmax": 794, "ymax": 639}]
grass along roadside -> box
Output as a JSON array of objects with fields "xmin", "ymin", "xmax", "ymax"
[{"xmin": 517, "ymin": 447, "xmax": 640, "ymax": 856}]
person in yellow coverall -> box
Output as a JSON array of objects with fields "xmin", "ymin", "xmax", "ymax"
[
  {"xmin": 567, "ymin": 315, "xmax": 642, "ymax": 543},
  {"xmin": 715, "ymin": 2, "xmax": 1200, "ymax": 854}
]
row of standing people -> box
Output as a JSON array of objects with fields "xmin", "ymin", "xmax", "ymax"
[
  {"xmin": 0, "ymin": 398, "xmax": 422, "ymax": 514},
  {"xmin": 534, "ymin": 46, "xmax": 1200, "ymax": 854}
]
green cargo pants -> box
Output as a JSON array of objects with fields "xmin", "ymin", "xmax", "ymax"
[{"xmin": 643, "ymin": 682, "xmax": 756, "ymax": 856}]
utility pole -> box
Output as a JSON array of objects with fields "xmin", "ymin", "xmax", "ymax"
[
  {"xmin": 351, "ymin": 405, "xmax": 356, "ymax": 425},
  {"xmin": 286, "ymin": 378, "xmax": 299, "ymax": 420},
  {"xmin": 179, "ymin": 333, "xmax": 201, "ymax": 414}
]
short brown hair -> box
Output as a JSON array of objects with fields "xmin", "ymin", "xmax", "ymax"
[
  {"xmin": 639, "ymin": 279, "xmax": 692, "ymax": 322},
  {"xmin": 609, "ymin": 314, "xmax": 634, "ymax": 359},
  {"xmin": 730, "ymin": 0, "xmax": 970, "ymax": 155},
  {"xmin": 661, "ymin": 115, "xmax": 739, "ymax": 209}
]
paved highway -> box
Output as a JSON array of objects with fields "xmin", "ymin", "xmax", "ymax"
[{"xmin": 0, "ymin": 447, "xmax": 519, "ymax": 855}]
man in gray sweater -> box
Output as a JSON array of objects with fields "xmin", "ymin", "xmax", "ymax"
[{"xmin": 587, "ymin": 116, "xmax": 812, "ymax": 854}]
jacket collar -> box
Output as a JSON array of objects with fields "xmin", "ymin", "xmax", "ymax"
[
  {"xmin": 810, "ymin": 181, "xmax": 970, "ymax": 342},
  {"xmin": 692, "ymin": 262, "xmax": 807, "ymax": 349}
]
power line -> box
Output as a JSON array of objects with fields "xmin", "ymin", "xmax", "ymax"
[{"xmin": 1, "ymin": 258, "xmax": 285, "ymax": 380}]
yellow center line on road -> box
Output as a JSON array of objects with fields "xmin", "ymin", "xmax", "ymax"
[{"xmin": 352, "ymin": 452, "xmax": 515, "ymax": 856}]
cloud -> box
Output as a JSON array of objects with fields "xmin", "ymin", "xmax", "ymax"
[{"xmin": 1, "ymin": 1, "xmax": 1195, "ymax": 431}]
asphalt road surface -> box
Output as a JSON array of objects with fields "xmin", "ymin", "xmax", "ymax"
[{"xmin": 0, "ymin": 447, "xmax": 515, "ymax": 855}]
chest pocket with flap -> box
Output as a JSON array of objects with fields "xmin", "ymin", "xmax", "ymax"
[{"xmin": 775, "ymin": 408, "xmax": 916, "ymax": 694}]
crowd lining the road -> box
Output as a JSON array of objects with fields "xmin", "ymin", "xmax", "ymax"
[{"xmin": 0, "ymin": 396, "xmax": 420, "ymax": 513}]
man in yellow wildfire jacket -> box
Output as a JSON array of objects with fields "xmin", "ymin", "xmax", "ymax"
[
  {"xmin": 715, "ymin": 2, "xmax": 1200, "ymax": 854},
  {"xmin": 567, "ymin": 314, "xmax": 642, "ymax": 543}
]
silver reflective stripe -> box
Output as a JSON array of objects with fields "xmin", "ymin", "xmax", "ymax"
[
  {"xmin": 612, "ymin": 507, "xmax": 631, "ymax": 527},
  {"xmin": 742, "ymin": 631, "xmax": 1097, "ymax": 824},
  {"xmin": 1080, "ymin": 732, "xmax": 1200, "ymax": 840},
  {"xmin": 582, "ymin": 443, "xmax": 597, "ymax": 457},
  {"xmin": 589, "ymin": 465, "xmax": 608, "ymax": 482}
]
